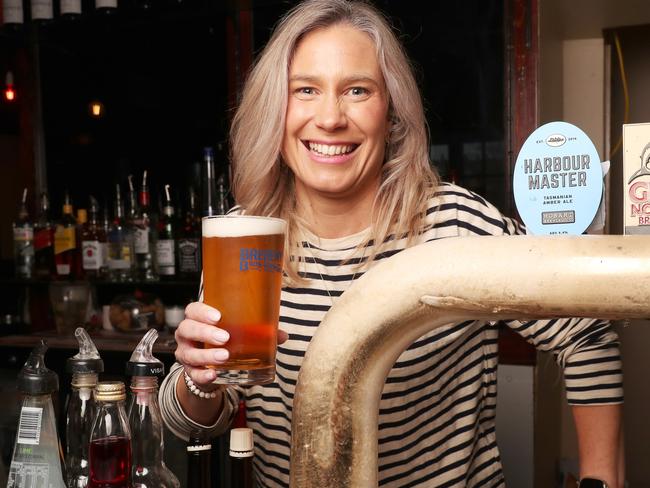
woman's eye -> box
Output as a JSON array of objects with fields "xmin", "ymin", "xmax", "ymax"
[
  {"xmin": 296, "ymin": 87, "xmax": 315, "ymax": 95},
  {"xmin": 349, "ymin": 87, "xmax": 369, "ymax": 96}
]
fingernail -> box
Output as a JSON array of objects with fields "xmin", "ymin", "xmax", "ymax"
[
  {"xmin": 213, "ymin": 349, "xmax": 229, "ymax": 361},
  {"xmin": 207, "ymin": 310, "xmax": 221, "ymax": 323},
  {"xmin": 205, "ymin": 370, "xmax": 217, "ymax": 381},
  {"xmin": 213, "ymin": 330, "xmax": 229, "ymax": 343}
]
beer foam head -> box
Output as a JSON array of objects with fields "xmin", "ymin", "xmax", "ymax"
[{"xmin": 202, "ymin": 215, "xmax": 286, "ymax": 237}]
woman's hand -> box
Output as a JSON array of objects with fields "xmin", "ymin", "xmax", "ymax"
[{"xmin": 175, "ymin": 301, "xmax": 289, "ymax": 388}]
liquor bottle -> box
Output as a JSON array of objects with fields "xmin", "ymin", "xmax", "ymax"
[
  {"xmin": 229, "ymin": 428, "xmax": 254, "ymax": 488},
  {"xmin": 133, "ymin": 171, "xmax": 157, "ymax": 281},
  {"xmin": 126, "ymin": 329, "xmax": 180, "ymax": 488},
  {"xmin": 34, "ymin": 192, "xmax": 56, "ymax": 279},
  {"xmin": 201, "ymin": 146, "xmax": 217, "ymax": 217},
  {"xmin": 81, "ymin": 196, "xmax": 107, "ymax": 280},
  {"xmin": 106, "ymin": 184, "xmax": 135, "ymax": 282},
  {"xmin": 65, "ymin": 328, "xmax": 104, "ymax": 488},
  {"xmin": 100, "ymin": 196, "xmax": 111, "ymax": 278},
  {"xmin": 75, "ymin": 208, "xmax": 88, "ymax": 280},
  {"xmin": 7, "ymin": 341, "xmax": 66, "ymax": 488},
  {"xmin": 54, "ymin": 192, "xmax": 78, "ymax": 279},
  {"xmin": 155, "ymin": 184, "xmax": 177, "ymax": 280},
  {"xmin": 126, "ymin": 174, "xmax": 138, "ymax": 226},
  {"xmin": 88, "ymin": 382, "xmax": 132, "ymax": 488},
  {"xmin": 13, "ymin": 187, "xmax": 34, "ymax": 279},
  {"xmin": 216, "ymin": 173, "xmax": 230, "ymax": 215},
  {"xmin": 177, "ymin": 185, "xmax": 201, "ymax": 280},
  {"xmin": 186, "ymin": 432, "xmax": 212, "ymax": 488}
]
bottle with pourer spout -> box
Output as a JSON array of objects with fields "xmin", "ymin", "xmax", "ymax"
[
  {"xmin": 65, "ymin": 328, "xmax": 104, "ymax": 488},
  {"xmin": 126, "ymin": 328, "xmax": 180, "ymax": 488},
  {"xmin": 7, "ymin": 340, "xmax": 66, "ymax": 488}
]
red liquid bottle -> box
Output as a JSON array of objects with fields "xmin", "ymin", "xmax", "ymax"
[
  {"xmin": 89, "ymin": 437, "xmax": 131, "ymax": 487},
  {"xmin": 89, "ymin": 382, "xmax": 132, "ymax": 488}
]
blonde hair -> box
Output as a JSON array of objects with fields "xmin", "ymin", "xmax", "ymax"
[{"xmin": 230, "ymin": 0, "xmax": 439, "ymax": 282}]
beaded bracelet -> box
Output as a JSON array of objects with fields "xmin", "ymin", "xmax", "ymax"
[{"xmin": 183, "ymin": 371, "xmax": 220, "ymax": 399}]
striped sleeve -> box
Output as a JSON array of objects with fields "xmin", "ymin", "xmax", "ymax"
[
  {"xmin": 505, "ymin": 317, "xmax": 623, "ymax": 405},
  {"xmin": 158, "ymin": 362, "xmax": 241, "ymax": 441},
  {"xmin": 443, "ymin": 183, "xmax": 624, "ymax": 406}
]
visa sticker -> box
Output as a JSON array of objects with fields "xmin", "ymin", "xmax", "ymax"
[{"xmin": 513, "ymin": 121, "xmax": 603, "ymax": 235}]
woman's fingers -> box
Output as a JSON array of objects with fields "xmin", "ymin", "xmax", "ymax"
[
  {"xmin": 278, "ymin": 329, "xmax": 289, "ymax": 344},
  {"xmin": 175, "ymin": 318, "xmax": 230, "ymax": 346},
  {"xmin": 175, "ymin": 341, "xmax": 230, "ymax": 368},
  {"xmin": 175, "ymin": 307, "xmax": 231, "ymax": 372},
  {"xmin": 184, "ymin": 301, "xmax": 221, "ymax": 324}
]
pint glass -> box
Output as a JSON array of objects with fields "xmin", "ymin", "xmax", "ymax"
[{"xmin": 202, "ymin": 215, "xmax": 286, "ymax": 385}]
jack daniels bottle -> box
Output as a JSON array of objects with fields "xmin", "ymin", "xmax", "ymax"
[{"xmin": 177, "ymin": 186, "xmax": 201, "ymax": 280}]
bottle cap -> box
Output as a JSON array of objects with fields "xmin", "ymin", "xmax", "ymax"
[
  {"xmin": 95, "ymin": 381, "xmax": 126, "ymax": 402},
  {"xmin": 17, "ymin": 340, "xmax": 59, "ymax": 395},
  {"xmin": 125, "ymin": 328, "xmax": 165, "ymax": 377},
  {"xmin": 187, "ymin": 430, "xmax": 212, "ymax": 452},
  {"xmin": 203, "ymin": 146, "xmax": 214, "ymax": 160},
  {"xmin": 67, "ymin": 327, "xmax": 104, "ymax": 375},
  {"xmin": 229, "ymin": 427, "xmax": 254, "ymax": 458}
]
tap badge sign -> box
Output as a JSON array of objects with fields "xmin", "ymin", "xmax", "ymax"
[
  {"xmin": 623, "ymin": 122, "xmax": 650, "ymax": 235},
  {"xmin": 513, "ymin": 121, "xmax": 603, "ymax": 235}
]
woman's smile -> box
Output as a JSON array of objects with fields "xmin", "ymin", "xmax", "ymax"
[{"xmin": 302, "ymin": 140, "xmax": 360, "ymax": 164}]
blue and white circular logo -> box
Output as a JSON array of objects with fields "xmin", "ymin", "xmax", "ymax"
[{"xmin": 513, "ymin": 121, "xmax": 603, "ymax": 235}]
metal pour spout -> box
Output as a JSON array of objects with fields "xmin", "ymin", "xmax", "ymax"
[{"xmin": 290, "ymin": 235, "xmax": 650, "ymax": 487}]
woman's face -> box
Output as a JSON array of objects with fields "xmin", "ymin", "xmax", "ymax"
[{"xmin": 282, "ymin": 24, "xmax": 390, "ymax": 202}]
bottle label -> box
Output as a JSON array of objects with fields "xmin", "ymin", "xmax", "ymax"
[
  {"xmin": 54, "ymin": 226, "xmax": 76, "ymax": 255},
  {"xmin": 156, "ymin": 239, "xmax": 175, "ymax": 274},
  {"xmin": 108, "ymin": 242, "xmax": 132, "ymax": 269},
  {"xmin": 134, "ymin": 228, "xmax": 150, "ymax": 254},
  {"xmin": 82, "ymin": 240, "xmax": 102, "ymax": 270},
  {"xmin": 16, "ymin": 406, "xmax": 43, "ymax": 445},
  {"xmin": 3, "ymin": 0, "xmax": 24, "ymax": 24},
  {"xmin": 95, "ymin": 0, "xmax": 117, "ymax": 8},
  {"xmin": 13, "ymin": 228, "xmax": 34, "ymax": 257},
  {"xmin": 56, "ymin": 263, "xmax": 71, "ymax": 275},
  {"xmin": 34, "ymin": 228, "xmax": 53, "ymax": 251},
  {"xmin": 60, "ymin": 0, "xmax": 81, "ymax": 14},
  {"xmin": 178, "ymin": 238, "xmax": 200, "ymax": 273},
  {"xmin": 31, "ymin": 0, "xmax": 53, "ymax": 20}
]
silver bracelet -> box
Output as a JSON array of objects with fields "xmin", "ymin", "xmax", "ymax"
[{"xmin": 183, "ymin": 371, "xmax": 220, "ymax": 399}]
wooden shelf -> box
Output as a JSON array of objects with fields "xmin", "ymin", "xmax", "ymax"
[
  {"xmin": 0, "ymin": 329, "xmax": 177, "ymax": 354},
  {"xmin": 0, "ymin": 278, "xmax": 199, "ymax": 288}
]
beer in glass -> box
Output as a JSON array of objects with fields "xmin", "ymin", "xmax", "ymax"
[{"xmin": 202, "ymin": 215, "xmax": 286, "ymax": 385}]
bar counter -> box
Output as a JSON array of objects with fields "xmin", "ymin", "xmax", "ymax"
[{"xmin": 0, "ymin": 329, "xmax": 177, "ymax": 354}]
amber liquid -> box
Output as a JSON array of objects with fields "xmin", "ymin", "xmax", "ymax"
[
  {"xmin": 89, "ymin": 436, "xmax": 131, "ymax": 488},
  {"xmin": 202, "ymin": 233, "xmax": 284, "ymax": 371}
]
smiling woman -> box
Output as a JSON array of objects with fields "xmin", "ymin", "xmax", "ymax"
[
  {"xmin": 160, "ymin": 1, "xmax": 625, "ymax": 487},
  {"xmin": 230, "ymin": 1, "xmax": 438, "ymax": 281}
]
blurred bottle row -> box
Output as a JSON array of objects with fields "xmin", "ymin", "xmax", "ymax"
[
  {"xmin": 12, "ymin": 146, "xmax": 228, "ymax": 282},
  {"xmin": 3, "ymin": 0, "xmax": 214, "ymax": 30}
]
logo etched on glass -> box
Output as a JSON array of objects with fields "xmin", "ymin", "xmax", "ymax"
[{"xmin": 240, "ymin": 248, "xmax": 282, "ymax": 273}]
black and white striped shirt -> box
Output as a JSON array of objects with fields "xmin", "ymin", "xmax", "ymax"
[{"xmin": 160, "ymin": 183, "xmax": 623, "ymax": 487}]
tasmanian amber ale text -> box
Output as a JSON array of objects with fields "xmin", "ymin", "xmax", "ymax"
[{"xmin": 202, "ymin": 215, "xmax": 286, "ymax": 385}]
